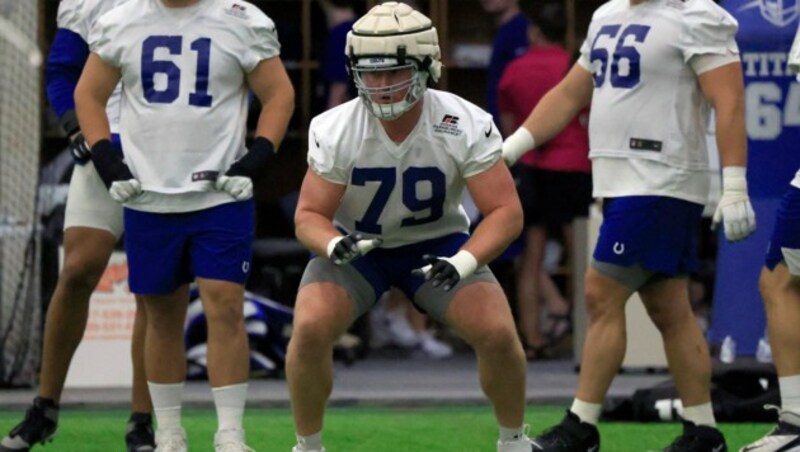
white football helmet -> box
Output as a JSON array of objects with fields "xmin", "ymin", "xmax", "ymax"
[{"xmin": 346, "ymin": 2, "xmax": 442, "ymax": 120}]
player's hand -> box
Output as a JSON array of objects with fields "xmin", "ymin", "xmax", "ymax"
[
  {"xmin": 109, "ymin": 179, "xmax": 142, "ymax": 203},
  {"xmin": 713, "ymin": 167, "xmax": 756, "ymax": 242},
  {"xmin": 215, "ymin": 175, "xmax": 253, "ymax": 201},
  {"xmin": 412, "ymin": 250, "xmax": 478, "ymax": 292},
  {"xmin": 69, "ymin": 132, "xmax": 91, "ymax": 165},
  {"xmin": 326, "ymin": 233, "xmax": 382, "ymax": 265}
]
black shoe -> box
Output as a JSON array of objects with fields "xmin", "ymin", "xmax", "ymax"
[
  {"xmin": 531, "ymin": 411, "xmax": 600, "ymax": 451},
  {"xmin": 125, "ymin": 413, "xmax": 155, "ymax": 452},
  {"xmin": 0, "ymin": 398, "xmax": 59, "ymax": 451},
  {"xmin": 663, "ymin": 421, "xmax": 727, "ymax": 452}
]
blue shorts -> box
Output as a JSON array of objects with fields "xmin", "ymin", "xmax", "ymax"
[
  {"xmin": 766, "ymin": 186, "xmax": 800, "ymax": 272},
  {"xmin": 124, "ymin": 200, "xmax": 254, "ymax": 295},
  {"xmin": 593, "ymin": 196, "xmax": 703, "ymax": 276},
  {"xmin": 350, "ymin": 232, "xmax": 470, "ymax": 300}
]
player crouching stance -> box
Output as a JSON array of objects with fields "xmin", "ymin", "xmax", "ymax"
[{"xmin": 286, "ymin": 2, "xmax": 531, "ymax": 451}]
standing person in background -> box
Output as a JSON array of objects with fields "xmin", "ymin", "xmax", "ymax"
[
  {"xmin": 287, "ymin": 3, "xmax": 531, "ymax": 451},
  {"xmin": 0, "ymin": 1, "xmax": 160, "ymax": 450},
  {"xmin": 498, "ymin": 3, "xmax": 591, "ymax": 361},
  {"xmin": 480, "ymin": 0, "xmax": 529, "ymax": 127},
  {"xmin": 317, "ymin": 0, "xmax": 356, "ymax": 111},
  {"xmin": 502, "ymin": 0, "xmax": 755, "ymax": 450},
  {"xmin": 74, "ymin": 0, "xmax": 294, "ymax": 450},
  {"xmin": 738, "ymin": 29, "xmax": 800, "ymax": 452}
]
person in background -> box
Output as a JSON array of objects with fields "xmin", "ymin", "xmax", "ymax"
[
  {"xmin": 498, "ymin": 3, "xmax": 591, "ymax": 360},
  {"xmin": 738, "ymin": 26, "xmax": 800, "ymax": 452},
  {"xmin": 0, "ymin": 1, "xmax": 158, "ymax": 450},
  {"xmin": 317, "ymin": 0, "xmax": 357, "ymax": 111},
  {"xmin": 480, "ymin": 0, "xmax": 529, "ymax": 127}
]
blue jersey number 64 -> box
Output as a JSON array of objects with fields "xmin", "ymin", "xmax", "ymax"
[{"xmin": 141, "ymin": 36, "xmax": 213, "ymax": 107}]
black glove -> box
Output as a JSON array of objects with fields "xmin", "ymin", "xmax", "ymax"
[
  {"xmin": 90, "ymin": 139, "xmax": 134, "ymax": 189},
  {"xmin": 226, "ymin": 137, "xmax": 276, "ymax": 179},
  {"xmin": 69, "ymin": 132, "xmax": 91, "ymax": 165},
  {"xmin": 416, "ymin": 254, "xmax": 461, "ymax": 292},
  {"xmin": 326, "ymin": 233, "xmax": 382, "ymax": 265}
]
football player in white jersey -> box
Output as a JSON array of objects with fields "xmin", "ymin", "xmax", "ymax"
[
  {"xmin": 739, "ymin": 30, "xmax": 800, "ymax": 452},
  {"xmin": 0, "ymin": 1, "xmax": 162, "ymax": 451},
  {"xmin": 286, "ymin": 3, "xmax": 529, "ymax": 452},
  {"xmin": 502, "ymin": 0, "xmax": 755, "ymax": 450},
  {"xmin": 73, "ymin": 0, "xmax": 294, "ymax": 450}
]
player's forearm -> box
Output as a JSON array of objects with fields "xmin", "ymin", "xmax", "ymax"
[
  {"xmin": 461, "ymin": 203, "xmax": 523, "ymax": 267},
  {"xmin": 714, "ymin": 95, "xmax": 747, "ymax": 168},
  {"xmin": 74, "ymin": 97, "xmax": 111, "ymax": 146},
  {"xmin": 521, "ymin": 86, "xmax": 584, "ymax": 146},
  {"xmin": 295, "ymin": 211, "xmax": 343, "ymax": 257},
  {"xmin": 254, "ymin": 88, "xmax": 295, "ymax": 149}
]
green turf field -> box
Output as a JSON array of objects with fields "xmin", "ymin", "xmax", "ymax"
[{"xmin": 0, "ymin": 405, "xmax": 771, "ymax": 451}]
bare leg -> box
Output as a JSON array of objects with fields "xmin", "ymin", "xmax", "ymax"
[
  {"xmin": 760, "ymin": 266, "xmax": 800, "ymax": 377},
  {"xmin": 287, "ymin": 282, "xmax": 355, "ymax": 435},
  {"xmin": 640, "ymin": 277, "xmax": 712, "ymax": 407},
  {"xmin": 515, "ymin": 226, "xmax": 547, "ymax": 348},
  {"xmin": 574, "ymin": 267, "xmax": 633, "ymax": 403},
  {"xmin": 446, "ymin": 282, "xmax": 526, "ymax": 427},
  {"xmin": 38, "ymin": 227, "xmax": 116, "ymax": 402},
  {"xmin": 197, "ymin": 278, "xmax": 249, "ymax": 387}
]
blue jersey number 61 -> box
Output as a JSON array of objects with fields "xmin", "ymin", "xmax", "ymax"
[{"xmin": 141, "ymin": 36, "xmax": 213, "ymax": 107}]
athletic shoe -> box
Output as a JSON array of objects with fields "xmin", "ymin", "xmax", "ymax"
[
  {"xmin": 663, "ymin": 421, "xmax": 727, "ymax": 452},
  {"xmin": 0, "ymin": 398, "xmax": 58, "ymax": 451},
  {"xmin": 739, "ymin": 409, "xmax": 800, "ymax": 452},
  {"xmin": 214, "ymin": 429, "xmax": 253, "ymax": 452},
  {"xmin": 530, "ymin": 411, "xmax": 600, "ymax": 451},
  {"xmin": 154, "ymin": 427, "xmax": 187, "ymax": 452},
  {"xmin": 125, "ymin": 412, "xmax": 155, "ymax": 452}
]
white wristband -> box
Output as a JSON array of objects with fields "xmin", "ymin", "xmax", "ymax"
[
  {"xmin": 326, "ymin": 236, "xmax": 344, "ymax": 258},
  {"xmin": 722, "ymin": 166, "xmax": 747, "ymax": 193},
  {"xmin": 448, "ymin": 250, "xmax": 479, "ymax": 279},
  {"xmin": 502, "ymin": 127, "xmax": 535, "ymax": 165}
]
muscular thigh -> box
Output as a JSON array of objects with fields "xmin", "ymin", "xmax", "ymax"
[
  {"xmin": 439, "ymin": 280, "xmax": 515, "ymax": 344},
  {"xmin": 64, "ymin": 162, "xmax": 124, "ymax": 238}
]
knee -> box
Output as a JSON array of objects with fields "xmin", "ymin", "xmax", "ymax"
[
  {"xmin": 59, "ymin": 256, "xmax": 105, "ymax": 294},
  {"xmin": 290, "ymin": 315, "xmax": 338, "ymax": 352},
  {"xmin": 470, "ymin": 321, "xmax": 521, "ymax": 355},
  {"xmin": 646, "ymin": 305, "xmax": 688, "ymax": 336},
  {"xmin": 203, "ymin": 299, "xmax": 246, "ymax": 334},
  {"xmin": 584, "ymin": 281, "xmax": 619, "ymax": 322}
]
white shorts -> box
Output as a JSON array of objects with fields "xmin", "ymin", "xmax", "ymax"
[{"xmin": 63, "ymin": 162, "xmax": 124, "ymax": 238}]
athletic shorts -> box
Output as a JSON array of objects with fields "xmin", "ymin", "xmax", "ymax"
[
  {"xmin": 593, "ymin": 196, "xmax": 703, "ymax": 276},
  {"xmin": 123, "ymin": 199, "xmax": 254, "ymax": 295},
  {"xmin": 299, "ymin": 232, "xmax": 498, "ymax": 322},
  {"xmin": 513, "ymin": 166, "xmax": 592, "ymax": 227},
  {"xmin": 63, "ymin": 134, "xmax": 124, "ymax": 238},
  {"xmin": 766, "ymin": 186, "xmax": 800, "ymax": 276}
]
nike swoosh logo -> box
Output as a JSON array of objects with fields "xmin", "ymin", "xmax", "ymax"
[
  {"xmin": 313, "ymin": 133, "xmax": 320, "ymax": 148},
  {"xmin": 484, "ymin": 123, "xmax": 492, "ymax": 138}
]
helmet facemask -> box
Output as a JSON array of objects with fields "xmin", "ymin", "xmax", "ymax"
[{"xmin": 351, "ymin": 56, "xmax": 430, "ymax": 120}]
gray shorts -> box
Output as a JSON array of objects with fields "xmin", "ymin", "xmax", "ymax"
[
  {"xmin": 592, "ymin": 259, "xmax": 686, "ymax": 291},
  {"xmin": 299, "ymin": 256, "xmax": 498, "ymax": 323}
]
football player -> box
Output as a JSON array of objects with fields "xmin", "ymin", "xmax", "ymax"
[
  {"xmin": 286, "ymin": 3, "xmax": 530, "ymax": 451},
  {"xmin": 502, "ymin": 0, "xmax": 754, "ymax": 450},
  {"xmin": 738, "ymin": 25, "xmax": 800, "ymax": 452},
  {"xmin": 73, "ymin": 0, "xmax": 294, "ymax": 450},
  {"xmin": 0, "ymin": 1, "xmax": 161, "ymax": 450}
]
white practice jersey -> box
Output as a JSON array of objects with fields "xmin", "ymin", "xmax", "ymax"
[
  {"xmin": 578, "ymin": 0, "xmax": 740, "ymax": 204},
  {"xmin": 308, "ymin": 90, "xmax": 502, "ymax": 248},
  {"xmin": 792, "ymin": 169, "xmax": 800, "ymax": 189},
  {"xmin": 90, "ymin": 0, "xmax": 279, "ymax": 212},
  {"xmin": 57, "ymin": 0, "xmax": 128, "ymax": 133}
]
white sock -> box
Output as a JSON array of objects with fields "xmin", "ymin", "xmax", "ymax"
[
  {"xmin": 682, "ymin": 402, "xmax": 716, "ymax": 428},
  {"xmin": 780, "ymin": 375, "xmax": 800, "ymax": 418},
  {"xmin": 148, "ymin": 381, "xmax": 184, "ymax": 431},
  {"xmin": 570, "ymin": 399, "xmax": 602, "ymax": 425},
  {"xmin": 296, "ymin": 431, "xmax": 323, "ymax": 450},
  {"xmin": 499, "ymin": 425, "xmax": 526, "ymax": 442},
  {"xmin": 212, "ymin": 383, "xmax": 248, "ymax": 432}
]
